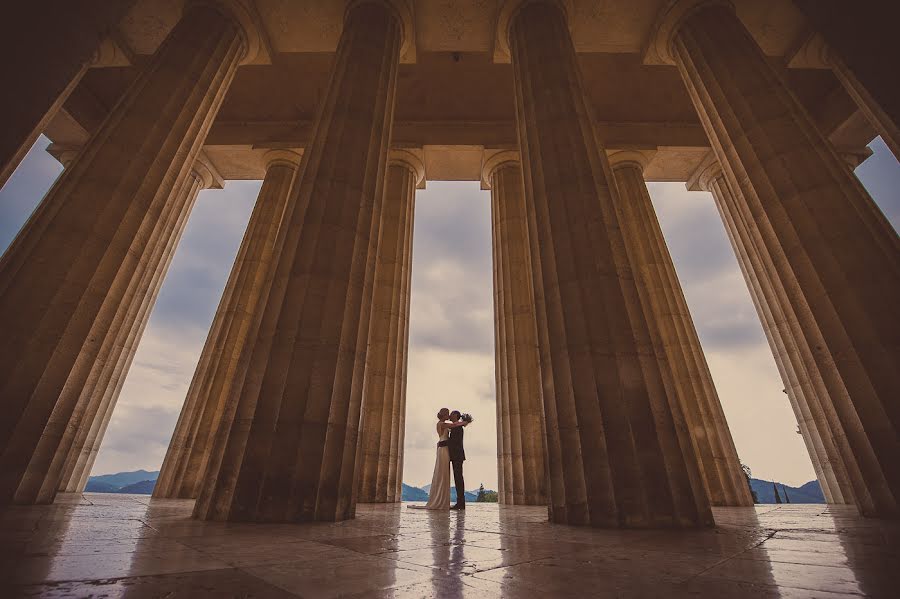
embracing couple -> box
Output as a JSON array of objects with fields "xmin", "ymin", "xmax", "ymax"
[{"xmin": 410, "ymin": 408, "xmax": 473, "ymax": 511}]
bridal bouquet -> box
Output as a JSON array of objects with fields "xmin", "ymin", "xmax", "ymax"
[{"xmin": 460, "ymin": 413, "xmax": 474, "ymax": 423}]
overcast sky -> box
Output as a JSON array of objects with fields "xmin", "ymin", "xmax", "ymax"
[{"xmin": 1, "ymin": 136, "xmax": 897, "ymax": 490}]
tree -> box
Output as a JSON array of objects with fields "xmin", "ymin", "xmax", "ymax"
[
  {"xmin": 476, "ymin": 483, "xmax": 486, "ymax": 502},
  {"xmin": 741, "ymin": 463, "xmax": 758, "ymax": 504}
]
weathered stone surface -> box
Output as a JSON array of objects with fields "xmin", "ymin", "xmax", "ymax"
[
  {"xmin": 671, "ymin": 3, "xmax": 900, "ymax": 517},
  {"xmin": 54, "ymin": 157, "xmax": 222, "ymax": 498},
  {"xmin": 610, "ymin": 153, "xmax": 751, "ymax": 507},
  {"xmin": 0, "ymin": 1, "xmax": 136, "ymax": 189},
  {"xmin": 193, "ymin": 0, "xmax": 402, "ymax": 522},
  {"xmin": 486, "ymin": 153, "xmax": 548, "ymax": 506},
  {"xmin": 0, "ymin": 4, "xmax": 245, "ymax": 505},
  {"xmin": 6, "ymin": 495, "xmax": 899, "ymax": 598},
  {"xmin": 358, "ymin": 151, "xmax": 419, "ymax": 503},
  {"xmin": 509, "ymin": 0, "xmax": 712, "ymax": 528},
  {"xmin": 155, "ymin": 151, "xmax": 299, "ymax": 500},
  {"xmin": 693, "ymin": 158, "xmax": 857, "ymax": 508}
]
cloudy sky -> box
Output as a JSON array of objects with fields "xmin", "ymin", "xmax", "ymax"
[{"xmin": 1, "ymin": 136, "xmax": 897, "ymax": 491}]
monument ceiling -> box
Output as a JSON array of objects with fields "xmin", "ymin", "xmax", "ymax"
[{"xmin": 44, "ymin": 0, "xmax": 876, "ymax": 182}]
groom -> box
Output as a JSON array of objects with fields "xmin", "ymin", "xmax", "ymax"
[{"xmin": 448, "ymin": 410, "xmax": 466, "ymax": 510}]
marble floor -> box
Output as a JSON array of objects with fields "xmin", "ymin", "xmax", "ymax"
[{"xmin": 0, "ymin": 494, "xmax": 898, "ymax": 598}]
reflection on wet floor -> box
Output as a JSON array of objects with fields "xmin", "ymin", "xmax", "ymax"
[{"xmin": 1, "ymin": 493, "xmax": 898, "ymax": 597}]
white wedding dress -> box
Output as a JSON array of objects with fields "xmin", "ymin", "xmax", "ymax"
[{"xmin": 410, "ymin": 424, "xmax": 450, "ymax": 510}]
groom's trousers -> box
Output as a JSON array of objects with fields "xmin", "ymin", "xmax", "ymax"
[{"xmin": 451, "ymin": 460, "xmax": 465, "ymax": 506}]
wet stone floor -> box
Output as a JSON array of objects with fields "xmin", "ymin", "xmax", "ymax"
[{"xmin": 0, "ymin": 494, "xmax": 898, "ymax": 598}]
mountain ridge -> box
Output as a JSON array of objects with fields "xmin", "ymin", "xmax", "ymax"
[{"xmin": 81, "ymin": 469, "xmax": 826, "ymax": 505}]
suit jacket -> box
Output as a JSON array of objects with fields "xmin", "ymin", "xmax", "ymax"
[{"xmin": 448, "ymin": 426, "xmax": 465, "ymax": 462}]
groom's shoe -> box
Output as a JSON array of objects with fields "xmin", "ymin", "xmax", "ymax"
[{"xmin": 450, "ymin": 504, "xmax": 465, "ymax": 511}]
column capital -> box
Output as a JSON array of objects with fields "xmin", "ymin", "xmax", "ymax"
[
  {"xmin": 345, "ymin": 0, "xmax": 416, "ymax": 63},
  {"xmin": 263, "ymin": 149, "xmax": 303, "ymax": 169},
  {"xmin": 389, "ymin": 149, "xmax": 426, "ymax": 188},
  {"xmin": 643, "ymin": 0, "xmax": 734, "ymax": 65},
  {"xmin": 46, "ymin": 144, "xmax": 82, "ymax": 168},
  {"xmin": 188, "ymin": 0, "xmax": 272, "ymax": 65},
  {"xmin": 493, "ymin": 0, "xmax": 574, "ymax": 63},
  {"xmin": 193, "ymin": 152, "xmax": 225, "ymax": 190},
  {"xmin": 607, "ymin": 150, "xmax": 656, "ymax": 173},
  {"xmin": 685, "ymin": 151, "xmax": 723, "ymax": 192},
  {"xmin": 481, "ymin": 150, "xmax": 520, "ymax": 190}
]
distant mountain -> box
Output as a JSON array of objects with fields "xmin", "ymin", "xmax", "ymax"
[
  {"xmin": 408, "ymin": 484, "xmax": 482, "ymax": 503},
  {"xmin": 88, "ymin": 469, "xmax": 159, "ymax": 489},
  {"xmin": 401, "ymin": 483, "xmax": 429, "ymax": 501},
  {"xmin": 117, "ymin": 480, "xmax": 157, "ymax": 494},
  {"xmin": 750, "ymin": 478, "xmax": 825, "ymax": 504},
  {"xmin": 84, "ymin": 480, "xmax": 120, "ymax": 493}
]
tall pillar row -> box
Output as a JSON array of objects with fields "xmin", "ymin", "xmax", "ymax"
[
  {"xmin": 357, "ymin": 150, "xmax": 421, "ymax": 503},
  {"xmin": 609, "ymin": 152, "xmax": 752, "ymax": 507},
  {"xmin": 0, "ymin": 1, "xmax": 137, "ymax": 190},
  {"xmin": 154, "ymin": 150, "xmax": 300, "ymax": 500},
  {"xmin": 691, "ymin": 158, "xmax": 855, "ymax": 506},
  {"xmin": 485, "ymin": 152, "xmax": 548, "ymax": 506},
  {"xmin": 193, "ymin": 0, "xmax": 404, "ymax": 523},
  {"xmin": 508, "ymin": 0, "xmax": 712, "ymax": 527},
  {"xmin": 656, "ymin": 1, "xmax": 900, "ymax": 516},
  {"xmin": 0, "ymin": 2, "xmax": 250, "ymax": 504}
]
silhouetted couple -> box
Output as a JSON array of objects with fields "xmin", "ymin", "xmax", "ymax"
[{"xmin": 409, "ymin": 408, "xmax": 471, "ymax": 511}]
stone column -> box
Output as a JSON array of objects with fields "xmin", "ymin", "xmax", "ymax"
[
  {"xmin": 827, "ymin": 52, "xmax": 899, "ymax": 161},
  {"xmin": 485, "ymin": 151, "xmax": 548, "ymax": 506},
  {"xmin": 0, "ymin": 2, "xmax": 249, "ymax": 504},
  {"xmin": 492, "ymin": 185, "xmax": 511, "ymax": 505},
  {"xmin": 193, "ymin": 0, "xmax": 404, "ymax": 523},
  {"xmin": 153, "ymin": 150, "xmax": 300, "ymax": 500},
  {"xmin": 793, "ymin": 0, "xmax": 899, "ymax": 160},
  {"xmin": 51, "ymin": 156, "xmax": 222, "ymax": 498},
  {"xmin": 0, "ymin": 1, "xmax": 137, "ymax": 189},
  {"xmin": 389, "ymin": 151, "xmax": 416, "ymax": 503},
  {"xmin": 357, "ymin": 150, "xmax": 421, "ymax": 503},
  {"xmin": 507, "ymin": 0, "xmax": 712, "ymax": 527},
  {"xmin": 655, "ymin": 0, "xmax": 900, "ymax": 517},
  {"xmin": 690, "ymin": 156, "xmax": 858, "ymax": 507},
  {"xmin": 609, "ymin": 151, "xmax": 751, "ymax": 507}
]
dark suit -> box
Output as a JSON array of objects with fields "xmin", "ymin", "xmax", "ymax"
[{"xmin": 449, "ymin": 426, "xmax": 465, "ymax": 506}]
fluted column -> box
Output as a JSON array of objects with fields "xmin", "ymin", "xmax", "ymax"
[
  {"xmin": 154, "ymin": 150, "xmax": 300, "ymax": 500},
  {"xmin": 609, "ymin": 152, "xmax": 751, "ymax": 507},
  {"xmin": 0, "ymin": 1, "xmax": 136, "ymax": 190},
  {"xmin": 389, "ymin": 151, "xmax": 416, "ymax": 503},
  {"xmin": 485, "ymin": 152, "xmax": 548, "ymax": 506},
  {"xmin": 657, "ymin": 1, "xmax": 900, "ymax": 517},
  {"xmin": 51, "ymin": 155, "xmax": 221, "ymax": 498},
  {"xmin": 492, "ymin": 187, "xmax": 511, "ymax": 505},
  {"xmin": 508, "ymin": 0, "xmax": 712, "ymax": 527},
  {"xmin": 358, "ymin": 150, "xmax": 421, "ymax": 503},
  {"xmin": 691, "ymin": 156, "xmax": 858, "ymax": 507},
  {"xmin": 0, "ymin": 2, "xmax": 248, "ymax": 504},
  {"xmin": 194, "ymin": 0, "xmax": 403, "ymax": 523}
]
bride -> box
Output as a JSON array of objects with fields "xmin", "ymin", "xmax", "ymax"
[{"xmin": 409, "ymin": 408, "xmax": 469, "ymax": 510}]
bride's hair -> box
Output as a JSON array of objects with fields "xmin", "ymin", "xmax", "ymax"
[{"xmin": 436, "ymin": 410, "xmax": 443, "ymax": 419}]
